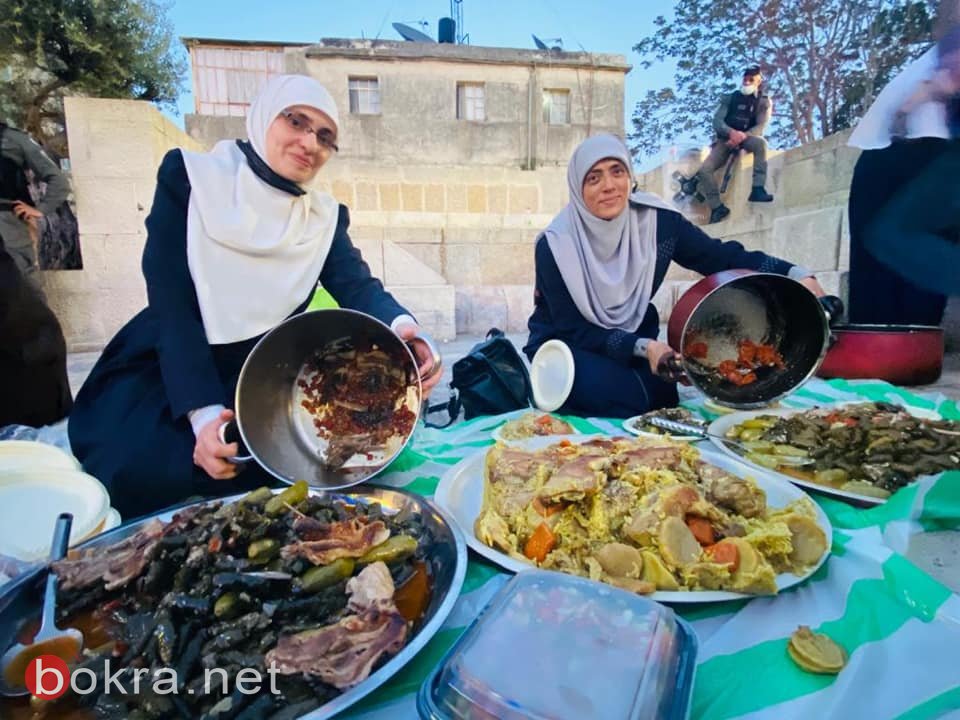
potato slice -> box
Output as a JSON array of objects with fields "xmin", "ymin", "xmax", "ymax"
[
  {"xmin": 785, "ymin": 515, "xmax": 828, "ymax": 568},
  {"xmin": 595, "ymin": 543, "xmax": 644, "ymax": 579},
  {"xmin": 658, "ymin": 516, "xmax": 702, "ymax": 567},
  {"xmin": 640, "ymin": 550, "xmax": 680, "ymax": 590}
]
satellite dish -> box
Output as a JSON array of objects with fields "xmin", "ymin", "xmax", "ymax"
[
  {"xmin": 532, "ymin": 34, "xmax": 563, "ymax": 51},
  {"xmin": 393, "ymin": 22, "xmax": 436, "ymax": 43}
]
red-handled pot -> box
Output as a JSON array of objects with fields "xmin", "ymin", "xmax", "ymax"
[{"xmin": 668, "ymin": 270, "xmax": 830, "ymax": 409}]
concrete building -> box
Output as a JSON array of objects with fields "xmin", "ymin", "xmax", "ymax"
[
  {"xmin": 49, "ymin": 37, "xmax": 917, "ymax": 352},
  {"xmin": 181, "ymin": 37, "xmax": 632, "ymax": 337}
]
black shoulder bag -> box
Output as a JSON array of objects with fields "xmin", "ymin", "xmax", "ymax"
[{"xmin": 424, "ymin": 329, "xmax": 533, "ymax": 428}]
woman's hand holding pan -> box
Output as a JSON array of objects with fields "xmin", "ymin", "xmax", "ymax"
[{"xmin": 194, "ymin": 408, "xmax": 240, "ymax": 480}]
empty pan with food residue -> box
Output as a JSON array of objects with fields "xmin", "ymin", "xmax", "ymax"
[
  {"xmin": 229, "ymin": 309, "xmax": 441, "ymax": 489},
  {"xmin": 668, "ymin": 271, "xmax": 831, "ymax": 409}
]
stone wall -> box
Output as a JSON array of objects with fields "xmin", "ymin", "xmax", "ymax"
[
  {"xmin": 313, "ymin": 159, "xmax": 566, "ymax": 335},
  {"xmin": 44, "ymin": 98, "xmax": 464, "ymax": 349},
  {"xmin": 180, "ymin": 42, "xmax": 627, "ymax": 337},
  {"xmin": 46, "ymin": 95, "xmax": 875, "ymax": 350},
  {"xmin": 41, "ymin": 98, "xmax": 205, "ymax": 351},
  {"xmin": 637, "ymin": 129, "xmax": 860, "ymax": 320}
]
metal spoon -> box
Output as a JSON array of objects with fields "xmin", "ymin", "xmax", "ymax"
[
  {"xmin": 0, "ymin": 513, "xmax": 84, "ymax": 697},
  {"xmin": 645, "ymin": 416, "xmax": 814, "ymax": 466}
]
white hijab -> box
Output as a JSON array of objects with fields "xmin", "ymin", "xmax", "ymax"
[
  {"xmin": 543, "ymin": 134, "xmax": 675, "ymax": 332},
  {"xmin": 181, "ymin": 75, "xmax": 341, "ymax": 344},
  {"xmin": 848, "ymin": 47, "xmax": 950, "ymax": 149}
]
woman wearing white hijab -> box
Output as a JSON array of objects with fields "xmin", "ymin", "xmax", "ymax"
[
  {"xmin": 69, "ymin": 75, "xmax": 439, "ymax": 518},
  {"xmin": 525, "ymin": 134, "xmax": 823, "ymax": 418},
  {"xmin": 846, "ymin": 4, "xmax": 960, "ymax": 325}
]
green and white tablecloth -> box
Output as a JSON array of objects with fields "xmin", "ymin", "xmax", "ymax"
[{"xmin": 342, "ymin": 378, "xmax": 960, "ymax": 720}]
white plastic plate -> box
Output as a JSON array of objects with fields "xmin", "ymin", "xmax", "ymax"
[
  {"xmin": 0, "ymin": 441, "xmax": 82, "ymax": 474},
  {"xmin": 0, "ymin": 469, "xmax": 111, "ymax": 560}
]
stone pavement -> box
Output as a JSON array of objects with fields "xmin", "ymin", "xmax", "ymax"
[{"xmin": 63, "ymin": 335, "xmax": 960, "ymax": 592}]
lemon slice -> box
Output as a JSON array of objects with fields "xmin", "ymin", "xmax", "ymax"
[{"xmin": 787, "ymin": 626, "xmax": 846, "ymax": 674}]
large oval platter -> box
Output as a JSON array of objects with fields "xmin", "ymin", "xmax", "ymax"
[
  {"xmin": 434, "ymin": 435, "xmax": 831, "ymax": 603},
  {"xmin": 0, "ymin": 487, "xmax": 466, "ymax": 720},
  {"xmin": 706, "ymin": 403, "xmax": 949, "ymax": 506}
]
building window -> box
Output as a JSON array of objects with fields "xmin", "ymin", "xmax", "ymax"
[
  {"xmin": 457, "ymin": 82, "xmax": 485, "ymax": 121},
  {"xmin": 349, "ymin": 77, "xmax": 381, "ymax": 114},
  {"xmin": 543, "ymin": 89, "xmax": 571, "ymax": 125}
]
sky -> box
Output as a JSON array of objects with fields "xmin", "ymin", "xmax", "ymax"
[{"xmin": 164, "ymin": 0, "xmax": 682, "ymax": 161}]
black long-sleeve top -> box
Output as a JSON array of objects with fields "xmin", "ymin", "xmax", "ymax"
[
  {"xmin": 524, "ymin": 205, "xmax": 795, "ymax": 364},
  {"xmin": 140, "ymin": 149, "xmax": 407, "ymax": 420}
]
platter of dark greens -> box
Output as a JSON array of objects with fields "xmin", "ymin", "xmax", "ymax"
[
  {"xmin": 0, "ymin": 484, "xmax": 466, "ymax": 719},
  {"xmin": 709, "ymin": 402, "xmax": 960, "ymax": 505}
]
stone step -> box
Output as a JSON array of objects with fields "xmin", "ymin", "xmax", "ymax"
[{"xmin": 387, "ymin": 284, "xmax": 457, "ymax": 341}]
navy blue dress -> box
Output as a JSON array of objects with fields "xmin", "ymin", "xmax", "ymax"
[
  {"xmin": 524, "ymin": 204, "xmax": 795, "ymax": 418},
  {"xmin": 68, "ymin": 150, "xmax": 408, "ymax": 519}
]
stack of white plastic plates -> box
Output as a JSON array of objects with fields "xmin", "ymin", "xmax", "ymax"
[
  {"xmin": 0, "ymin": 440, "xmax": 82, "ymax": 473},
  {"xmin": 0, "ymin": 442, "xmax": 122, "ymax": 559}
]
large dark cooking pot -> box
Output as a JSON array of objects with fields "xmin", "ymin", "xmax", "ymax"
[
  {"xmin": 227, "ymin": 309, "xmax": 441, "ymax": 489},
  {"xmin": 817, "ymin": 324, "xmax": 944, "ymax": 385},
  {"xmin": 668, "ymin": 270, "xmax": 830, "ymax": 408}
]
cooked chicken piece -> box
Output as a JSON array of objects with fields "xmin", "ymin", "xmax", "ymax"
[
  {"xmin": 265, "ymin": 605, "xmax": 407, "ymax": 689},
  {"xmin": 486, "ymin": 445, "xmax": 545, "ymax": 484},
  {"xmin": 474, "ymin": 509, "xmax": 516, "ymax": 554},
  {"xmin": 616, "ymin": 445, "xmax": 683, "ymax": 473},
  {"xmin": 347, "ymin": 561, "xmax": 395, "ymax": 612},
  {"xmin": 281, "ymin": 517, "xmax": 390, "ymax": 565},
  {"xmin": 484, "ymin": 446, "xmax": 546, "ymax": 516},
  {"xmin": 536, "ymin": 455, "xmax": 609, "ymax": 503},
  {"xmin": 698, "ymin": 463, "xmax": 767, "ymax": 518},
  {"xmin": 653, "ymin": 484, "xmax": 731, "ymax": 525},
  {"xmin": 53, "ymin": 519, "xmax": 165, "ymax": 591}
]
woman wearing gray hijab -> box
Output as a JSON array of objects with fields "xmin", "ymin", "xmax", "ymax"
[{"xmin": 524, "ymin": 134, "xmax": 823, "ymax": 418}]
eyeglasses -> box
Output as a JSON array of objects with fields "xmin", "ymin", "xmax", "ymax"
[{"xmin": 280, "ymin": 110, "xmax": 339, "ymax": 153}]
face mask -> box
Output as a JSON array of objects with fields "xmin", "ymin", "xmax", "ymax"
[{"xmin": 740, "ymin": 84, "xmax": 757, "ymax": 96}]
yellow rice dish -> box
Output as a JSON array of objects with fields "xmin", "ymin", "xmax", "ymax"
[{"xmin": 475, "ymin": 437, "xmax": 827, "ymax": 595}]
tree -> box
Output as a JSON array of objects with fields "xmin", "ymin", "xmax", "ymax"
[
  {"xmin": 0, "ymin": 0, "xmax": 186, "ymax": 155},
  {"xmin": 629, "ymin": 0, "xmax": 935, "ymax": 159}
]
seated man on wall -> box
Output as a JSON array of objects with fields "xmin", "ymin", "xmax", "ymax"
[{"xmin": 696, "ymin": 66, "xmax": 774, "ymax": 224}]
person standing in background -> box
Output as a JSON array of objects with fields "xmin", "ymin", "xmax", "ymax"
[
  {"xmin": 846, "ymin": 2, "xmax": 960, "ymax": 325},
  {"xmin": 0, "ymin": 122, "xmax": 71, "ymax": 280}
]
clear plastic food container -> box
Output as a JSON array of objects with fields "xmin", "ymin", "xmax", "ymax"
[{"xmin": 417, "ymin": 570, "xmax": 698, "ymax": 720}]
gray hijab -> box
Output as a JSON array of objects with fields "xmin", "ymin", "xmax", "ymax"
[{"xmin": 544, "ymin": 134, "xmax": 675, "ymax": 331}]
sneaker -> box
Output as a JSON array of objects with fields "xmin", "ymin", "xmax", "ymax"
[
  {"xmin": 748, "ymin": 186, "xmax": 774, "ymax": 202},
  {"xmin": 708, "ymin": 205, "xmax": 731, "ymax": 223}
]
